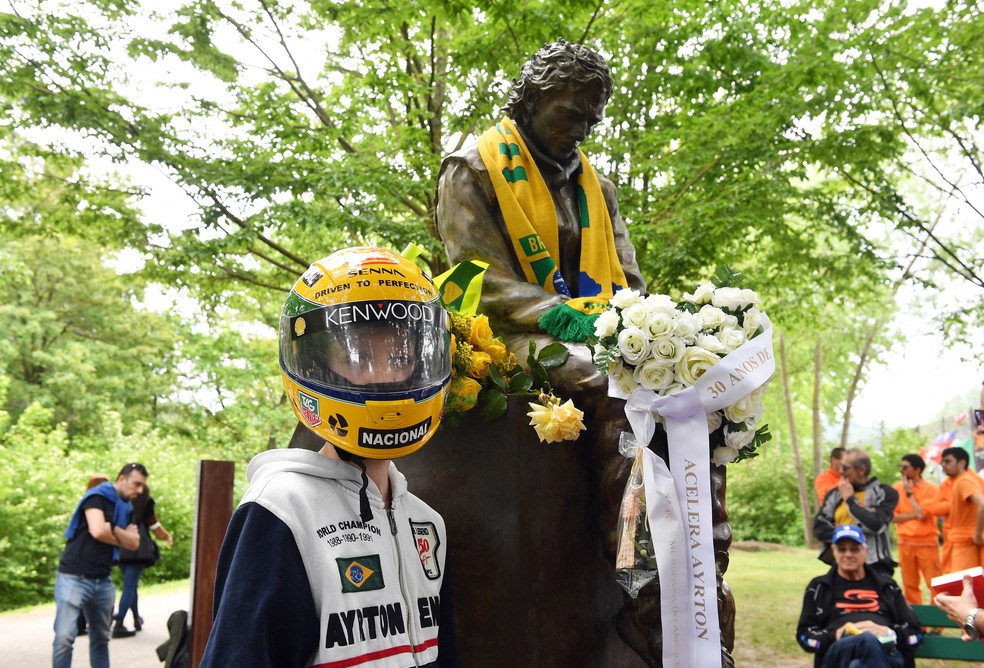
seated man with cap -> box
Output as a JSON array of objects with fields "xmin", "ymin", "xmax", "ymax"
[{"xmin": 797, "ymin": 524, "xmax": 923, "ymax": 668}]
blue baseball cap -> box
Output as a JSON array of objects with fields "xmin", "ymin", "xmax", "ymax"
[{"xmin": 831, "ymin": 524, "xmax": 866, "ymax": 545}]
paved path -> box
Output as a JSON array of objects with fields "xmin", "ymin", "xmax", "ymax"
[{"xmin": 0, "ymin": 586, "xmax": 191, "ymax": 667}]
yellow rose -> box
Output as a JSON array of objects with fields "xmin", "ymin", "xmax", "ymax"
[
  {"xmin": 467, "ymin": 351, "xmax": 492, "ymax": 378},
  {"xmin": 468, "ymin": 314, "xmax": 494, "ymax": 349},
  {"xmin": 527, "ymin": 398, "xmax": 586, "ymax": 443},
  {"xmin": 448, "ymin": 375, "xmax": 481, "ymax": 413},
  {"xmin": 485, "ymin": 340, "xmax": 507, "ymax": 364}
]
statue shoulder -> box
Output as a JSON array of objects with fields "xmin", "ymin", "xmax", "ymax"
[{"xmin": 441, "ymin": 142, "xmax": 487, "ymax": 176}]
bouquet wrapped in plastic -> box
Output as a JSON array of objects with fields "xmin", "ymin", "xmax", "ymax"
[{"xmin": 614, "ymin": 433, "xmax": 659, "ymax": 597}]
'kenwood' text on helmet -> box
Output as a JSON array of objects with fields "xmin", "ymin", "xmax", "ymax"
[{"xmin": 279, "ymin": 247, "xmax": 451, "ymax": 459}]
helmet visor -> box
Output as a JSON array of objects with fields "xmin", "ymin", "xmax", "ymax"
[{"xmin": 281, "ymin": 300, "xmax": 450, "ymax": 396}]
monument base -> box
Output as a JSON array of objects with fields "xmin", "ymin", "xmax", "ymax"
[{"xmin": 399, "ymin": 396, "xmax": 647, "ymax": 667}]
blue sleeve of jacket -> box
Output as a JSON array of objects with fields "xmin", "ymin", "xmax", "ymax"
[
  {"xmin": 435, "ymin": 552, "xmax": 458, "ymax": 668},
  {"xmin": 200, "ymin": 502, "xmax": 319, "ymax": 667}
]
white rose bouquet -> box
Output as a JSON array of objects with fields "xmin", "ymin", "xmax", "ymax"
[{"xmin": 590, "ymin": 268, "xmax": 772, "ymax": 465}]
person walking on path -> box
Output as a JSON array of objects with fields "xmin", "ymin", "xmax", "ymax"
[
  {"xmin": 112, "ymin": 486, "xmax": 173, "ymax": 638},
  {"xmin": 891, "ymin": 454, "xmax": 942, "ymax": 605},
  {"xmin": 53, "ymin": 463, "xmax": 147, "ymax": 668},
  {"xmin": 76, "ymin": 474, "xmax": 110, "ymax": 638}
]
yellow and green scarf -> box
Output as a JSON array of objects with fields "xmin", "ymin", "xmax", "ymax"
[{"xmin": 477, "ymin": 117, "xmax": 628, "ymax": 341}]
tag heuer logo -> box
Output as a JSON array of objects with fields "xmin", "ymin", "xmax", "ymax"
[
  {"xmin": 336, "ymin": 555, "xmax": 384, "ymax": 593},
  {"xmin": 297, "ymin": 390, "xmax": 321, "ymax": 427}
]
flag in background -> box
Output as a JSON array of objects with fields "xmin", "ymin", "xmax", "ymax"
[{"xmin": 955, "ymin": 410, "xmax": 968, "ymax": 425}]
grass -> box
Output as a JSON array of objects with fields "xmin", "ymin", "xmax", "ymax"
[{"xmin": 728, "ymin": 543, "xmax": 951, "ymax": 667}]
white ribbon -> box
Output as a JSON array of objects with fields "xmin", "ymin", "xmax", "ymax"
[{"xmin": 614, "ymin": 327, "xmax": 775, "ymax": 668}]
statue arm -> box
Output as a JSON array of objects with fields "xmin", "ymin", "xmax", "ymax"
[{"xmin": 436, "ymin": 156, "xmax": 568, "ymax": 336}]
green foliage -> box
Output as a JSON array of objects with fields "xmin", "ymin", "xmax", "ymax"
[{"xmin": 728, "ymin": 453, "xmax": 806, "ymax": 546}]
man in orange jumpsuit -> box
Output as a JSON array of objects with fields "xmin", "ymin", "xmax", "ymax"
[
  {"xmin": 814, "ymin": 448, "xmax": 846, "ymax": 505},
  {"xmin": 939, "ymin": 446, "xmax": 984, "ymax": 571},
  {"xmin": 892, "ymin": 454, "xmax": 942, "ymax": 605}
]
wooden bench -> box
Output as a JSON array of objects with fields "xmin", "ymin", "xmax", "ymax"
[{"xmin": 912, "ymin": 604, "xmax": 984, "ymax": 661}]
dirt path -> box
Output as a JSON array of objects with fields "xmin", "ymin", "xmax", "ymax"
[{"xmin": 0, "ymin": 586, "xmax": 190, "ymax": 667}]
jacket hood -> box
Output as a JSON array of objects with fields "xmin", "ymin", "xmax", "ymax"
[{"xmin": 245, "ymin": 448, "xmax": 409, "ymax": 506}]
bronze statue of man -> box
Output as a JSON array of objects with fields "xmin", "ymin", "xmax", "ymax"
[{"xmin": 435, "ymin": 40, "xmax": 740, "ymax": 666}]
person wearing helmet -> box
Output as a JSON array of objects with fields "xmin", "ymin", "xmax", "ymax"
[{"xmin": 202, "ymin": 247, "xmax": 458, "ymax": 668}]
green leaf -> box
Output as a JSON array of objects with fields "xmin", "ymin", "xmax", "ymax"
[
  {"xmin": 508, "ymin": 372, "xmax": 533, "ymax": 393},
  {"xmin": 487, "ymin": 362, "xmax": 507, "ymax": 391},
  {"xmin": 478, "ymin": 388, "xmax": 508, "ymax": 422},
  {"xmin": 536, "ymin": 341, "xmax": 570, "ymax": 368}
]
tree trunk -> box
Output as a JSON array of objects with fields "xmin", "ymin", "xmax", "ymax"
[
  {"xmin": 812, "ymin": 334, "xmax": 823, "ymax": 481},
  {"xmin": 780, "ymin": 333, "xmax": 816, "ymax": 547}
]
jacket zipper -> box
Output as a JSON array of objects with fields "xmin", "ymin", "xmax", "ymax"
[{"xmin": 388, "ymin": 505, "xmax": 421, "ymax": 667}]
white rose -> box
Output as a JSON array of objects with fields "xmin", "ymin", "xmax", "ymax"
[
  {"xmin": 611, "ymin": 363, "xmax": 639, "ymax": 396},
  {"xmin": 650, "ymin": 336, "xmax": 685, "ymax": 365},
  {"xmin": 711, "ymin": 445, "xmax": 741, "ymax": 466},
  {"xmin": 674, "ymin": 346, "xmax": 720, "ymax": 385},
  {"xmin": 673, "ymin": 312, "xmax": 700, "ymax": 344},
  {"xmin": 594, "ymin": 309, "xmax": 620, "ymax": 338},
  {"xmin": 610, "ymin": 288, "xmax": 643, "ymax": 310},
  {"xmin": 717, "ymin": 327, "xmax": 747, "ymax": 352},
  {"xmin": 617, "ymin": 326, "xmax": 652, "ymax": 366},
  {"xmin": 633, "ymin": 358, "xmax": 676, "ymax": 391},
  {"xmin": 706, "ymin": 410, "xmax": 723, "ymax": 433},
  {"xmin": 696, "ymin": 333, "xmax": 728, "ymax": 354},
  {"xmin": 643, "ymin": 293, "xmax": 677, "ymax": 316},
  {"xmin": 664, "ymin": 381, "xmax": 687, "ymax": 396},
  {"xmin": 724, "ymin": 426, "xmax": 757, "ymax": 450},
  {"xmin": 711, "ymin": 287, "xmax": 745, "ymax": 311},
  {"xmin": 724, "ymin": 391, "xmax": 765, "ymax": 424},
  {"xmin": 698, "ymin": 304, "xmax": 728, "ymax": 331},
  {"xmin": 621, "ymin": 303, "xmax": 650, "ymax": 329},
  {"xmin": 683, "ymin": 282, "xmax": 715, "ymax": 305},
  {"xmin": 738, "ymin": 289, "xmax": 759, "ymax": 308},
  {"xmin": 742, "ymin": 308, "xmax": 772, "ymax": 339},
  {"xmin": 645, "ymin": 311, "xmax": 676, "ymax": 339}
]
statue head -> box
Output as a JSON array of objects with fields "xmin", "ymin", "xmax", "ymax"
[{"xmin": 504, "ymin": 39, "xmax": 614, "ymax": 161}]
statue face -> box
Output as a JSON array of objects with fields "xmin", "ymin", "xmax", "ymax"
[{"xmin": 526, "ymin": 82, "xmax": 607, "ymax": 162}]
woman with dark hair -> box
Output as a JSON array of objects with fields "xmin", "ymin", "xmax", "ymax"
[{"xmin": 112, "ymin": 486, "xmax": 173, "ymax": 637}]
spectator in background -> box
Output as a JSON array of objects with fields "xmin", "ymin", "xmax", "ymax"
[
  {"xmin": 53, "ymin": 463, "xmax": 146, "ymax": 668},
  {"xmin": 112, "ymin": 485, "xmax": 173, "ymax": 638},
  {"xmin": 892, "ymin": 454, "xmax": 942, "ymax": 605},
  {"xmin": 815, "ymin": 448, "xmax": 846, "ymax": 505},
  {"xmin": 797, "ymin": 524, "xmax": 922, "ymax": 667},
  {"xmin": 814, "ymin": 448, "xmax": 899, "ymax": 576},
  {"xmin": 938, "ymin": 446, "xmax": 984, "ymax": 570}
]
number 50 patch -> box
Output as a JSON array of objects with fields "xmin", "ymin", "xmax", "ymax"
[{"xmin": 408, "ymin": 520, "xmax": 441, "ymax": 580}]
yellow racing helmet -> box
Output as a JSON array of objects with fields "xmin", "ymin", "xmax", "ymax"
[{"xmin": 279, "ymin": 247, "xmax": 451, "ymax": 459}]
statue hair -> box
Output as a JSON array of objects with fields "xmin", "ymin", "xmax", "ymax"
[{"xmin": 504, "ymin": 39, "xmax": 614, "ymax": 127}]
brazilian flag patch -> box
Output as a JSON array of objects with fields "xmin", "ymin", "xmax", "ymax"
[{"xmin": 336, "ymin": 555, "xmax": 384, "ymax": 593}]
